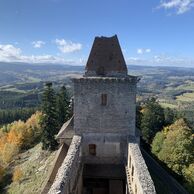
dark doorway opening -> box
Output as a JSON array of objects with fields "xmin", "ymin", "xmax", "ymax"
[{"xmin": 82, "ymin": 164, "xmax": 126, "ymax": 194}]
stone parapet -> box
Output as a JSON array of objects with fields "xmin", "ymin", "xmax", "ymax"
[
  {"xmin": 48, "ymin": 135, "xmax": 82, "ymax": 194},
  {"xmin": 72, "ymin": 75, "xmax": 140, "ymax": 84},
  {"xmin": 127, "ymin": 138, "xmax": 156, "ymax": 194}
]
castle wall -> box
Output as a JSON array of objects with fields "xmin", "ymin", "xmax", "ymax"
[
  {"xmin": 73, "ymin": 77, "xmax": 137, "ymax": 136},
  {"xmin": 126, "ymin": 138, "xmax": 156, "ymax": 194},
  {"xmin": 44, "ymin": 34, "xmax": 157, "ymax": 194},
  {"xmin": 41, "ymin": 143, "xmax": 69, "ymax": 194},
  {"xmin": 81, "ymin": 133, "xmax": 127, "ymax": 164},
  {"xmin": 48, "ymin": 135, "xmax": 82, "ymax": 194}
]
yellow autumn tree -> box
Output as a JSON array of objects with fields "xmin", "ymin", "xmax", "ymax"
[
  {"xmin": 0, "ymin": 135, "xmax": 8, "ymax": 162},
  {"xmin": 1, "ymin": 143, "xmax": 19, "ymax": 164},
  {"xmin": 7, "ymin": 120, "xmax": 26, "ymax": 148},
  {"xmin": 24, "ymin": 111, "xmax": 42, "ymax": 148},
  {"xmin": 183, "ymin": 163, "xmax": 194, "ymax": 193},
  {"xmin": 0, "ymin": 111, "xmax": 42, "ymax": 165}
]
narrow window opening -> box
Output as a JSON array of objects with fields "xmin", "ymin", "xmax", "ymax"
[
  {"xmin": 89, "ymin": 144, "xmax": 96, "ymax": 156},
  {"xmin": 101, "ymin": 94, "xmax": 107, "ymax": 106},
  {"xmin": 135, "ymin": 184, "xmax": 137, "ymax": 194},
  {"xmin": 131, "ymin": 165, "xmax": 134, "ymax": 182}
]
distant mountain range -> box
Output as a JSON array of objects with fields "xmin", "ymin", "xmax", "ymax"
[{"xmin": 0, "ymin": 62, "xmax": 194, "ymax": 86}]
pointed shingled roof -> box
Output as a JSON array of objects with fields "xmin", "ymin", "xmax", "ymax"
[{"xmin": 85, "ymin": 35, "xmax": 128, "ymax": 77}]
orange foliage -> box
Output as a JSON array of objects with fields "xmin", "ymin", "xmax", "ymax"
[
  {"xmin": 7, "ymin": 121, "xmax": 26, "ymax": 147},
  {"xmin": 0, "ymin": 112, "xmax": 42, "ymax": 165},
  {"xmin": 1, "ymin": 143, "xmax": 19, "ymax": 164},
  {"xmin": 0, "ymin": 135, "xmax": 8, "ymax": 151},
  {"xmin": 12, "ymin": 166, "xmax": 23, "ymax": 182}
]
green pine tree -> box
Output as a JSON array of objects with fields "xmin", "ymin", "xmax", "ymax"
[
  {"xmin": 56, "ymin": 85, "xmax": 71, "ymax": 128},
  {"xmin": 40, "ymin": 82, "xmax": 58, "ymax": 150}
]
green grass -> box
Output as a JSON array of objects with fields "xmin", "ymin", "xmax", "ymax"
[
  {"xmin": 0, "ymin": 85, "xmax": 26, "ymax": 93},
  {"xmin": 0, "ymin": 85, "xmax": 14, "ymax": 90},
  {"xmin": 6, "ymin": 144, "xmax": 56, "ymax": 194},
  {"xmin": 3, "ymin": 87, "xmax": 26, "ymax": 93},
  {"xmin": 176, "ymin": 92, "xmax": 194, "ymax": 102},
  {"xmin": 27, "ymin": 77, "xmax": 41, "ymax": 83},
  {"xmin": 159, "ymin": 102, "xmax": 178, "ymax": 109}
]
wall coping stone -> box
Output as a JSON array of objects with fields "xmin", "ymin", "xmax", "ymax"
[
  {"xmin": 128, "ymin": 138, "xmax": 156, "ymax": 194},
  {"xmin": 48, "ymin": 135, "xmax": 82, "ymax": 194},
  {"xmin": 72, "ymin": 75, "xmax": 140, "ymax": 83}
]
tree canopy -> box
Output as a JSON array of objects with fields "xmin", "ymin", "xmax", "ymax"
[
  {"xmin": 140, "ymin": 98, "xmax": 165, "ymax": 143},
  {"xmin": 152, "ymin": 118, "xmax": 194, "ymax": 192},
  {"xmin": 56, "ymin": 85, "xmax": 71, "ymax": 128},
  {"xmin": 40, "ymin": 83, "xmax": 58, "ymax": 150},
  {"xmin": 40, "ymin": 83, "xmax": 71, "ymax": 150}
]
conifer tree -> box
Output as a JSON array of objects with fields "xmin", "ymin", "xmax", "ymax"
[
  {"xmin": 40, "ymin": 82, "xmax": 58, "ymax": 150},
  {"xmin": 56, "ymin": 85, "xmax": 71, "ymax": 128}
]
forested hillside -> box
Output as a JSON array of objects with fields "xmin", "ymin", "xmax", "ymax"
[
  {"xmin": 0, "ymin": 63, "xmax": 194, "ymax": 193},
  {"xmin": 0, "ymin": 82, "xmax": 71, "ymax": 193},
  {"xmin": 137, "ymin": 98, "xmax": 194, "ymax": 193}
]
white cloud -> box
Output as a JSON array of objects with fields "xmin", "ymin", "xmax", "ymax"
[
  {"xmin": 0, "ymin": 44, "xmax": 83, "ymax": 65},
  {"xmin": 145, "ymin": 48, "xmax": 151, "ymax": 53},
  {"xmin": 127, "ymin": 54, "xmax": 194, "ymax": 67},
  {"xmin": 0, "ymin": 44, "xmax": 22, "ymax": 61},
  {"xmin": 1, "ymin": 44, "xmax": 194, "ymax": 67},
  {"xmin": 159, "ymin": 0, "xmax": 194, "ymax": 14},
  {"xmin": 137, "ymin": 48, "xmax": 151, "ymax": 54},
  {"xmin": 32, "ymin": 40, "xmax": 45, "ymax": 48},
  {"xmin": 137, "ymin": 49, "xmax": 143, "ymax": 54},
  {"xmin": 55, "ymin": 39, "xmax": 82, "ymax": 53}
]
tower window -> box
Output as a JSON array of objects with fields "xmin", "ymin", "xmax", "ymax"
[
  {"xmin": 129, "ymin": 156, "xmax": 131, "ymax": 168},
  {"xmin": 101, "ymin": 94, "xmax": 107, "ymax": 106},
  {"xmin": 89, "ymin": 144, "xmax": 96, "ymax": 156}
]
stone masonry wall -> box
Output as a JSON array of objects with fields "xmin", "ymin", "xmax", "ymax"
[
  {"xmin": 81, "ymin": 133, "xmax": 127, "ymax": 164},
  {"xmin": 48, "ymin": 135, "xmax": 82, "ymax": 194},
  {"xmin": 127, "ymin": 138, "xmax": 156, "ymax": 194},
  {"xmin": 73, "ymin": 77, "xmax": 137, "ymax": 136}
]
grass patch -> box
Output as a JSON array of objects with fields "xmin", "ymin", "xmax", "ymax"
[
  {"xmin": 159, "ymin": 102, "xmax": 178, "ymax": 109},
  {"xmin": 5, "ymin": 144, "xmax": 56, "ymax": 194},
  {"xmin": 176, "ymin": 92, "xmax": 194, "ymax": 102}
]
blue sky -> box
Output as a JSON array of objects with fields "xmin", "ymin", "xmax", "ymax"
[{"xmin": 0, "ymin": 0, "xmax": 194, "ymax": 66}]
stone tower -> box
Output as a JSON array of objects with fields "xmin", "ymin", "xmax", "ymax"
[
  {"xmin": 47, "ymin": 35, "xmax": 156, "ymax": 194},
  {"xmin": 73, "ymin": 35, "xmax": 138, "ymax": 137}
]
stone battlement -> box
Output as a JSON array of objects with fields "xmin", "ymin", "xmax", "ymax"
[
  {"xmin": 127, "ymin": 138, "xmax": 156, "ymax": 194},
  {"xmin": 47, "ymin": 134, "xmax": 156, "ymax": 194},
  {"xmin": 48, "ymin": 135, "xmax": 82, "ymax": 194},
  {"xmin": 72, "ymin": 75, "xmax": 140, "ymax": 83}
]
